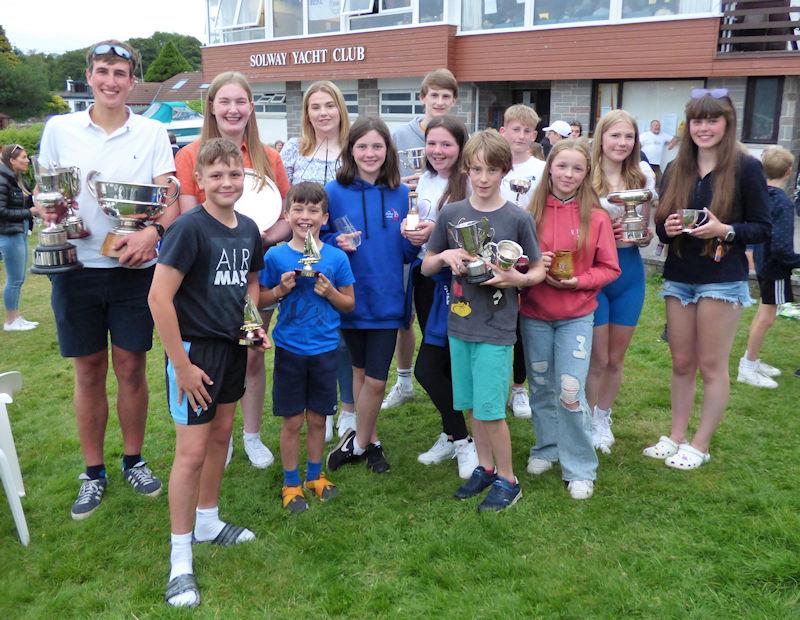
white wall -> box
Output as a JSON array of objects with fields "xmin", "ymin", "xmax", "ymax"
[{"xmin": 256, "ymin": 116, "xmax": 289, "ymax": 145}]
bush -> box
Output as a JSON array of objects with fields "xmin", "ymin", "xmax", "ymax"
[
  {"xmin": 186, "ymin": 99, "xmax": 203, "ymax": 114},
  {"xmin": 0, "ymin": 123, "xmax": 44, "ymax": 156}
]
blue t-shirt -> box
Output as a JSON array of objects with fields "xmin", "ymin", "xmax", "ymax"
[{"xmin": 260, "ymin": 242, "xmax": 355, "ymax": 356}]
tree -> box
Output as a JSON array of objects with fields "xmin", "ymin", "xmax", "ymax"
[
  {"xmin": 129, "ymin": 32, "xmax": 202, "ymax": 77},
  {"xmin": 52, "ymin": 48, "xmax": 89, "ymax": 90},
  {"xmin": 0, "ymin": 53, "xmax": 51, "ymax": 119},
  {"xmin": 0, "ymin": 25, "xmax": 18, "ymax": 64},
  {"xmin": 143, "ymin": 41, "xmax": 193, "ymax": 82}
]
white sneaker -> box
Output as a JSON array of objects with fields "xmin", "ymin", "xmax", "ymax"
[
  {"xmin": 509, "ymin": 389, "xmax": 532, "ymax": 419},
  {"xmin": 337, "ymin": 410, "xmax": 357, "ymax": 438},
  {"xmin": 19, "ymin": 317, "xmax": 38, "ymax": 327},
  {"xmin": 591, "ymin": 408, "xmax": 615, "ymax": 454},
  {"xmin": 381, "ymin": 383, "xmax": 414, "ymax": 410},
  {"xmin": 243, "ymin": 434, "xmax": 275, "ymax": 469},
  {"xmin": 737, "ymin": 367, "xmax": 778, "ymax": 389},
  {"xmin": 756, "ymin": 359, "xmax": 781, "ymax": 377},
  {"xmin": 3, "ymin": 317, "xmax": 37, "ymax": 331},
  {"xmin": 325, "ymin": 415, "xmax": 334, "ymax": 443},
  {"xmin": 417, "ymin": 433, "xmax": 455, "ymax": 465},
  {"xmin": 568, "ymin": 480, "xmax": 594, "ymax": 500},
  {"xmin": 453, "ymin": 438, "xmax": 479, "ymax": 479},
  {"xmin": 526, "ymin": 457, "xmax": 554, "ymax": 475},
  {"xmin": 225, "ymin": 435, "xmax": 233, "ymax": 468}
]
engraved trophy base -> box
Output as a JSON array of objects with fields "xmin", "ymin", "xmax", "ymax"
[
  {"xmin": 64, "ymin": 216, "xmax": 91, "ymax": 239},
  {"xmin": 238, "ymin": 329, "xmax": 263, "ymax": 347},
  {"xmin": 294, "ymin": 268, "xmax": 320, "ymax": 278},
  {"xmin": 465, "ymin": 259, "xmax": 494, "ymax": 284},
  {"xmin": 30, "ymin": 243, "xmax": 83, "ymax": 274},
  {"xmin": 622, "ymin": 227, "xmax": 648, "ymax": 243},
  {"xmin": 101, "ymin": 227, "xmax": 140, "ymax": 258}
]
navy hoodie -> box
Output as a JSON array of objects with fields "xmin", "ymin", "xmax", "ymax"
[
  {"xmin": 324, "ymin": 178, "xmax": 417, "ymax": 329},
  {"xmin": 753, "ymin": 186, "xmax": 800, "ymax": 280}
]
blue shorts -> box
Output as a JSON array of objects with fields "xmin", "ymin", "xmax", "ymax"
[
  {"xmin": 272, "ymin": 347, "xmax": 337, "ymax": 417},
  {"xmin": 661, "ymin": 279, "xmax": 754, "ymax": 308},
  {"xmin": 50, "ymin": 267, "xmax": 154, "ymax": 357},
  {"xmin": 448, "ymin": 337, "xmax": 512, "ymax": 422},
  {"xmin": 594, "ymin": 246, "xmax": 644, "ymax": 327},
  {"xmin": 166, "ymin": 339, "xmax": 246, "ymax": 425},
  {"xmin": 341, "ymin": 328, "xmax": 398, "ymax": 381}
]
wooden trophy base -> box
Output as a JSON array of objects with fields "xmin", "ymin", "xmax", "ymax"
[{"xmin": 100, "ymin": 231, "xmax": 131, "ymax": 258}]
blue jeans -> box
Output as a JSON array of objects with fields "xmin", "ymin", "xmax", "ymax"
[
  {"xmin": 0, "ymin": 232, "xmax": 28, "ymax": 312},
  {"xmin": 520, "ymin": 313, "xmax": 598, "ymax": 481}
]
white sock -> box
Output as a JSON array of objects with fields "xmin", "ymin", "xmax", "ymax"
[
  {"xmin": 194, "ymin": 506, "xmax": 255, "ymax": 544},
  {"xmin": 243, "ymin": 431, "xmax": 262, "ymax": 444},
  {"xmin": 594, "ymin": 407, "xmax": 610, "ymax": 418},
  {"xmin": 741, "ymin": 355, "xmax": 758, "ymax": 370},
  {"xmin": 396, "ymin": 368, "xmax": 412, "ymax": 389},
  {"xmin": 352, "ymin": 437, "xmax": 366, "ymax": 456},
  {"xmin": 167, "ymin": 532, "xmax": 198, "ymax": 607}
]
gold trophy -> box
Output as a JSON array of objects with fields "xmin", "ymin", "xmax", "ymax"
[
  {"xmin": 294, "ymin": 231, "xmax": 321, "ymax": 277},
  {"xmin": 238, "ymin": 295, "xmax": 264, "ymax": 346}
]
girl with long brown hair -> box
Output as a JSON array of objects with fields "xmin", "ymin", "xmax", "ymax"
[{"xmin": 646, "ymin": 90, "xmax": 770, "ymax": 469}]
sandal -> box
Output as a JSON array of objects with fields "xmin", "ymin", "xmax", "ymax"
[
  {"xmin": 282, "ymin": 485, "xmax": 308, "ymax": 513},
  {"xmin": 194, "ymin": 523, "xmax": 253, "ymax": 546},
  {"xmin": 165, "ymin": 573, "xmax": 200, "ymax": 608},
  {"xmin": 665, "ymin": 444, "xmax": 710, "ymax": 470},
  {"xmin": 304, "ymin": 473, "xmax": 338, "ymax": 502},
  {"xmin": 643, "ymin": 436, "xmax": 679, "ymax": 460}
]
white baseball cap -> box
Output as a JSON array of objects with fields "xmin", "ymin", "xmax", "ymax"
[{"xmin": 543, "ymin": 120, "xmax": 572, "ymax": 138}]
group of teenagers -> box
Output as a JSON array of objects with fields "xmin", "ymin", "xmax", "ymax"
[{"xmin": 8, "ymin": 36, "xmax": 789, "ymax": 608}]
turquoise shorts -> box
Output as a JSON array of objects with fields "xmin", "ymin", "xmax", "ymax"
[{"xmin": 448, "ymin": 337, "xmax": 512, "ymax": 421}]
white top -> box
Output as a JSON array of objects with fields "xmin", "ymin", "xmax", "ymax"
[
  {"xmin": 501, "ymin": 156, "xmax": 546, "ymax": 209},
  {"xmin": 639, "ymin": 131, "xmax": 674, "ymax": 166},
  {"xmin": 598, "ymin": 161, "xmax": 657, "ymax": 248},
  {"xmin": 39, "ymin": 107, "xmax": 175, "ymax": 268},
  {"xmin": 415, "ymin": 171, "xmax": 449, "ymax": 257}
]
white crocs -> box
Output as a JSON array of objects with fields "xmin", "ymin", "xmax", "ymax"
[
  {"xmin": 643, "ymin": 436, "xmax": 679, "ymax": 460},
  {"xmin": 665, "ymin": 444, "xmax": 710, "ymax": 470}
]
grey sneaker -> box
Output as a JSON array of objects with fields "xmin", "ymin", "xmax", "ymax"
[
  {"xmin": 71, "ymin": 474, "xmax": 108, "ymax": 520},
  {"xmin": 123, "ymin": 460, "xmax": 162, "ymax": 497}
]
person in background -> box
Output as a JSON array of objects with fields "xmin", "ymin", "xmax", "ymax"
[
  {"xmin": 274, "ymin": 139, "xmax": 285, "ymax": 153},
  {"xmin": 542, "ymin": 120, "xmax": 572, "ymax": 158},
  {"xmin": 738, "ymin": 146, "xmax": 800, "ymax": 389},
  {"xmin": 569, "ymin": 120, "xmax": 583, "ymax": 139},
  {"xmin": 0, "ymin": 143, "xmax": 39, "ymax": 331},
  {"xmin": 168, "ymin": 132, "xmax": 180, "ymax": 158},
  {"xmin": 639, "ymin": 119, "xmax": 678, "ymax": 185}
]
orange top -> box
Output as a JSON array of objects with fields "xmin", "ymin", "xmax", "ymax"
[{"xmin": 175, "ymin": 139, "xmax": 290, "ymax": 203}]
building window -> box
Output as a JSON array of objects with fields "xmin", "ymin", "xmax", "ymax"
[
  {"xmin": 743, "ymin": 76, "xmax": 783, "ymax": 143},
  {"xmin": 622, "ymin": 0, "xmax": 713, "ymax": 19},
  {"xmin": 591, "ymin": 81, "xmax": 622, "ymax": 131},
  {"xmin": 462, "ymin": 0, "xmax": 525, "ymax": 31},
  {"xmin": 309, "ymin": 0, "xmax": 341, "ymax": 33},
  {"xmin": 254, "ymin": 93, "xmax": 287, "ymax": 113},
  {"xmin": 534, "ymin": 0, "xmax": 609, "ymax": 25},
  {"xmin": 344, "ymin": 92, "xmax": 359, "ymax": 115},
  {"xmin": 420, "ymin": 0, "xmax": 444, "ymax": 22},
  {"xmin": 380, "ymin": 91, "xmax": 425, "ymax": 116},
  {"xmin": 345, "ymin": 0, "xmax": 413, "ymax": 30},
  {"xmin": 273, "ymin": 0, "xmax": 302, "ymax": 37}
]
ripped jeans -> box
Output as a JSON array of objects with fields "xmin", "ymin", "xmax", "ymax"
[{"xmin": 520, "ymin": 313, "xmax": 598, "ymax": 481}]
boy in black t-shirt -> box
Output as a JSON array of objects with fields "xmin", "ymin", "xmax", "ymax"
[{"xmin": 148, "ymin": 138, "xmax": 267, "ymax": 609}]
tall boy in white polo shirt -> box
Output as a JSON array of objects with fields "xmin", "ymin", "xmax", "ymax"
[{"xmin": 38, "ymin": 39, "xmax": 177, "ymax": 520}]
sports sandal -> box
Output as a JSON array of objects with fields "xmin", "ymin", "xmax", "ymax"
[
  {"xmin": 165, "ymin": 573, "xmax": 200, "ymax": 608},
  {"xmin": 643, "ymin": 436, "xmax": 680, "ymax": 460},
  {"xmin": 304, "ymin": 474, "xmax": 338, "ymax": 502},
  {"xmin": 194, "ymin": 523, "xmax": 253, "ymax": 546},
  {"xmin": 282, "ymin": 486, "xmax": 308, "ymax": 513},
  {"xmin": 665, "ymin": 444, "xmax": 710, "ymax": 470}
]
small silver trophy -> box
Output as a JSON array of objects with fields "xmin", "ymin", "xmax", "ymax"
[
  {"xmin": 607, "ymin": 188, "xmax": 653, "ymax": 243},
  {"xmin": 32, "ymin": 158, "xmax": 89, "ymax": 239},
  {"xmin": 238, "ymin": 295, "xmax": 264, "ymax": 346},
  {"xmin": 399, "ymin": 148, "xmax": 427, "ymax": 230},
  {"xmin": 294, "ymin": 231, "xmax": 321, "ymax": 278},
  {"xmin": 508, "ymin": 178, "xmax": 532, "ymax": 208},
  {"xmin": 87, "ymin": 171, "xmax": 180, "ymax": 258},
  {"xmin": 448, "ymin": 217, "xmax": 495, "ymax": 283},
  {"xmin": 492, "ymin": 240, "xmax": 528, "ymax": 271}
]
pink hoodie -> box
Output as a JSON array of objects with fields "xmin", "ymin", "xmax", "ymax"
[{"xmin": 520, "ymin": 194, "xmax": 620, "ymax": 321}]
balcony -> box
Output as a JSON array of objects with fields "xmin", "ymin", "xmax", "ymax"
[{"xmin": 718, "ymin": 0, "xmax": 800, "ymax": 54}]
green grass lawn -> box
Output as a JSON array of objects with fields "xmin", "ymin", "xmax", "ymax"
[{"xmin": 2, "ymin": 264, "xmax": 800, "ymax": 618}]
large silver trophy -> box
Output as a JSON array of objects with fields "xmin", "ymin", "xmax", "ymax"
[
  {"xmin": 86, "ymin": 171, "xmax": 180, "ymax": 258},
  {"xmin": 29, "ymin": 159, "xmax": 83, "ymax": 274},
  {"xmin": 607, "ymin": 189, "xmax": 653, "ymax": 243},
  {"xmin": 448, "ymin": 217, "xmax": 495, "ymax": 284},
  {"xmin": 399, "ymin": 147, "xmax": 427, "ymax": 230},
  {"xmin": 31, "ymin": 158, "xmax": 89, "ymax": 239}
]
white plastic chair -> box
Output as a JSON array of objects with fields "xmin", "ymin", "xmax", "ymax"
[{"xmin": 0, "ymin": 371, "xmax": 29, "ymax": 546}]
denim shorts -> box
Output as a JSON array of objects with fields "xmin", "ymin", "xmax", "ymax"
[{"xmin": 661, "ymin": 279, "xmax": 754, "ymax": 308}]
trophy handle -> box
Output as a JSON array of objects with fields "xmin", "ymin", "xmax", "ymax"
[
  {"xmin": 69, "ymin": 166, "xmax": 81, "ymax": 196},
  {"xmin": 163, "ymin": 176, "xmax": 181, "ymax": 207},
  {"xmin": 86, "ymin": 170, "xmax": 100, "ymax": 199}
]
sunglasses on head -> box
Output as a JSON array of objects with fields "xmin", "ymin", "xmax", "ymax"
[
  {"xmin": 91, "ymin": 44, "xmax": 133, "ymax": 61},
  {"xmin": 691, "ymin": 88, "xmax": 729, "ymax": 100},
  {"xmin": 10, "ymin": 144, "xmax": 24, "ymax": 155}
]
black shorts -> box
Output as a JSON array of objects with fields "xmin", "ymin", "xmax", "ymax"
[
  {"xmin": 50, "ymin": 267, "xmax": 155, "ymax": 357},
  {"xmin": 166, "ymin": 338, "xmax": 246, "ymax": 425},
  {"xmin": 758, "ymin": 275, "xmax": 794, "ymax": 305},
  {"xmin": 272, "ymin": 347, "xmax": 337, "ymax": 417},
  {"xmin": 341, "ymin": 328, "xmax": 398, "ymax": 381}
]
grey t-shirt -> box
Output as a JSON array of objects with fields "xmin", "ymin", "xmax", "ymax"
[
  {"xmin": 392, "ymin": 116, "xmax": 425, "ymax": 178},
  {"xmin": 427, "ymin": 199, "xmax": 540, "ymax": 346}
]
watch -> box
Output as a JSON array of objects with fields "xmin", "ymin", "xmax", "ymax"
[
  {"xmin": 723, "ymin": 225, "xmax": 735, "ymax": 243},
  {"xmin": 148, "ymin": 222, "xmax": 165, "ymax": 239}
]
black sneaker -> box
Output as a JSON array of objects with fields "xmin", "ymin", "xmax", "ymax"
[
  {"xmin": 477, "ymin": 476, "xmax": 522, "ymax": 513},
  {"xmin": 365, "ymin": 443, "xmax": 390, "ymax": 474},
  {"xmin": 71, "ymin": 473, "xmax": 108, "ymax": 520},
  {"xmin": 453, "ymin": 466, "xmax": 496, "ymax": 501},
  {"xmin": 326, "ymin": 429, "xmax": 360, "ymax": 471},
  {"xmin": 123, "ymin": 460, "xmax": 162, "ymax": 497}
]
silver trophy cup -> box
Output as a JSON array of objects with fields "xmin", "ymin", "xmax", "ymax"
[
  {"xmin": 87, "ymin": 171, "xmax": 180, "ymax": 258},
  {"xmin": 607, "ymin": 188, "xmax": 653, "ymax": 243},
  {"xmin": 32, "ymin": 158, "xmax": 88, "ymax": 239},
  {"xmin": 448, "ymin": 217, "xmax": 495, "ymax": 283},
  {"xmin": 399, "ymin": 148, "xmax": 427, "ymax": 231},
  {"xmin": 508, "ymin": 178, "xmax": 532, "ymax": 208}
]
